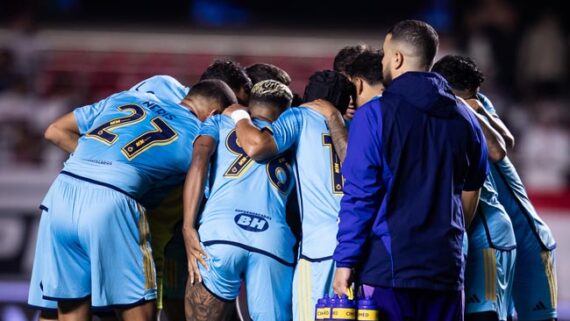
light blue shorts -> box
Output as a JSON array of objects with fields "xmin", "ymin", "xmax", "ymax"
[
  {"xmin": 509, "ymin": 224, "xmax": 557, "ymax": 321},
  {"xmin": 198, "ymin": 242, "xmax": 293, "ymax": 321},
  {"xmin": 465, "ymin": 226, "xmax": 516, "ymax": 321},
  {"xmin": 292, "ymin": 257, "xmax": 335, "ymax": 321},
  {"xmin": 28, "ymin": 209, "xmax": 57, "ymax": 311},
  {"xmin": 37, "ymin": 173, "xmax": 157, "ymax": 308}
]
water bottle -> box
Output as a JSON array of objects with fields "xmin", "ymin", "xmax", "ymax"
[
  {"xmin": 357, "ymin": 296, "xmax": 379, "ymax": 321},
  {"xmin": 331, "ymin": 294, "xmax": 356, "ymax": 320},
  {"xmin": 315, "ymin": 294, "xmax": 331, "ymax": 320}
]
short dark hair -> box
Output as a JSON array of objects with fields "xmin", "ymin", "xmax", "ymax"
[
  {"xmin": 250, "ymin": 80, "xmax": 293, "ymax": 111},
  {"xmin": 200, "ymin": 59, "xmax": 253, "ymax": 95},
  {"xmin": 333, "ymin": 44, "xmax": 369, "ymax": 74},
  {"xmin": 303, "ymin": 70, "xmax": 355, "ymax": 115},
  {"xmin": 388, "ymin": 20, "xmax": 439, "ymax": 68},
  {"xmin": 345, "ymin": 49, "xmax": 383, "ymax": 85},
  {"xmin": 432, "ymin": 55, "xmax": 485, "ymax": 92},
  {"xmin": 187, "ymin": 79, "xmax": 237, "ymax": 109},
  {"xmin": 246, "ymin": 63, "xmax": 292, "ymax": 86}
]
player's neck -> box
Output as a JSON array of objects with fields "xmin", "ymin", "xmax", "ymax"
[
  {"xmin": 180, "ymin": 98, "xmax": 207, "ymax": 121},
  {"xmin": 361, "ymin": 84, "xmax": 384, "ymax": 104}
]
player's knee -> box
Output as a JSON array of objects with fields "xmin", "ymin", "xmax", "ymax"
[
  {"xmin": 117, "ymin": 300, "xmax": 156, "ymax": 321},
  {"xmin": 465, "ymin": 311, "xmax": 499, "ymax": 321},
  {"xmin": 57, "ymin": 297, "xmax": 91, "ymax": 314},
  {"xmin": 38, "ymin": 309, "xmax": 58, "ymax": 321}
]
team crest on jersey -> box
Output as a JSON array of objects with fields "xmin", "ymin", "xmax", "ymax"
[{"xmin": 234, "ymin": 213, "xmax": 269, "ymax": 232}]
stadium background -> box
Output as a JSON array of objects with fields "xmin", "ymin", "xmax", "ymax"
[{"xmin": 0, "ymin": 0, "xmax": 568, "ymax": 320}]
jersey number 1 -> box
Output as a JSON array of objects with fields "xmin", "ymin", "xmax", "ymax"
[
  {"xmin": 323, "ymin": 134, "xmax": 343, "ymax": 194},
  {"xmin": 86, "ymin": 104, "xmax": 178, "ymax": 160}
]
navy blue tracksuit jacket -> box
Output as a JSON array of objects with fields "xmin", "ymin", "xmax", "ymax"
[{"xmin": 333, "ymin": 72, "xmax": 489, "ymax": 291}]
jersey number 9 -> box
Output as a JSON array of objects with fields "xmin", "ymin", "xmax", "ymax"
[{"xmin": 224, "ymin": 130, "xmax": 292, "ymax": 194}]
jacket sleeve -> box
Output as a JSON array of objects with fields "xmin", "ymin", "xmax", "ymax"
[{"xmin": 333, "ymin": 102, "xmax": 385, "ymax": 268}]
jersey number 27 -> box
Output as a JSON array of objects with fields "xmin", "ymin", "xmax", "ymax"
[{"xmin": 86, "ymin": 104, "xmax": 178, "ymax": 160}]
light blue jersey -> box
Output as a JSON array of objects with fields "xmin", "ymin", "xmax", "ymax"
[
  {"xmin": 130, "ymin": 75, "xmax": 190, "ymax": 105},
  {"xmin": 198, "ymin": 114, "xmax": 296, "ymax": 264},
  {"xmin": 270, "ymin": 106, "xmax": 343, "ymax": 260},
  {"xmin": 463, "ymin": 94, "xmax": 516, "ymax": 320},
  {"xmin": 70, "ymin": 90, "xmax": 199, "ymax": 204},
  {"xmin": 479, "ymin": 93, "xmax": 557, "ymax": 320},
  {"xmin": 33, "ymin": 90, "xmax": 200, "ymax": 307},
  {"xmin": 473, "ymin": 172, "xmax": 517, "ymax": 250},
  {"xmin": 479, "ymin": 93, "xmax": 556, "ymax": 250}
]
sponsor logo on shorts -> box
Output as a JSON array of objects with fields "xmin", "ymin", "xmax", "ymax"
[{"xmin": 234, "ymin": 213, "xmax": 269, "ymax": 232}]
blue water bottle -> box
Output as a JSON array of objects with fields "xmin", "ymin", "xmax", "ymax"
[
  {"xmin": 331, "ymin": 294, "xmax": 356, "ymax": 320},
  {"xmin": 315, "ymin": 294, "xmax": 331, "ymax": 320},
  {"xmin": 357, "ymin": 296, "xmax": 379, "ymax": 321}
]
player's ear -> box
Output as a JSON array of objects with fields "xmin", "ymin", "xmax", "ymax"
[
  {"xmin": 355, "ymin": 78, "xmax": 364, "ymax": 96},
  {"xmin": 394, "ymin": 50, "xmax": 404, "ymax": 70}
]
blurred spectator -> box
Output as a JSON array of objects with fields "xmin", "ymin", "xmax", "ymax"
[
  {"xmin": 3, "ymin": 11, "xmax": 44, "ymax": 88},
  {"xmin": 0, "ymin": 49, "xmax": 16, "ymax": 93},
  {"xmin": 517, "ymin": 11, "xmax": 567, "ymax": 96},
  {"xmin": 518, "ymin": 99, "xmax": 570, "ymax": 190},
  {"xmin": 0, "ymin": 72, "xmax": 73, "ymax": 167},
  {"xmin": 463, "ymin": 0, "xmax": 519, "ymax": 96}
]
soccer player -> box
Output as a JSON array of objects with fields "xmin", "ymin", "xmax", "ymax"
[
  {"xmin": 200, "ymin": 59, "xmax": 252, "ymax": 105},
  {"xmin": 333, "ymin": 44, "xmax": 370, "ymax": 120},
  {"xmin": 332, "ymin": 20, "xmax": 489, "ymax": 321},
  {"xmin": 182, "ymin": 80, "xmax": 295, "ymax": 321},
  {"xmin": 435, "ymin": 54, "xmax": 558, "ymax": 321},
  {"xmin": 433, "ymin": 55, "xmax": 517, "ymax": 321},
  {"xmin": 246, "ymin": 63, "xmax": 292, "ymax": 86},
  {"xmin": 226, "ymin": 69, "xmax": 353, "ymax": 321},
  {"xmin": 491, "ymin": 113, "xmax": 558, "ymax": 321},
  {"xmin": 29, "ymin": 79, "xmax": 236, "ymax": 321},
  {"xmin": 126, "ymin": 61, "xmax": 253, "ymax": 321},
  {"xmin": 333, "ymin": 44, "xmax": 370, "ymax": 75},
  {"xmin": 343, "ymin": 48, "xmax": 385, "ymax": 107}
]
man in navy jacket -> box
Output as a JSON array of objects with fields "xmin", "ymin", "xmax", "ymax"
[{"xmin": 332, "ymin": 20, "xmax": 489, "ymax": 321}]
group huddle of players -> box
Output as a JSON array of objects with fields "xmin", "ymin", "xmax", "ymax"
[{"xmin": 28, "ymin": 22, "xmax": 557, "ymax": 321}]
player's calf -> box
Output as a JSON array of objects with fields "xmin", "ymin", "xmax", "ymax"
[
  {"xmin": 185, "ymin": 280, "xmax": 235, "ymax": 321},
  {"xmin": 466, "ymin": 311, "xmax": 500, "ymax": 321}
]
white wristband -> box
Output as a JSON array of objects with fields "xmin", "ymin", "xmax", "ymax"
[{"xmin": 230, "ymin": 109, "xmax": 251, "ymax": 124}]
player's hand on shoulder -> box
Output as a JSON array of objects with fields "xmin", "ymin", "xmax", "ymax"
[
  {"xmin": 183, "ymin": 227, "xmax": 208, "ymax": 284},
  {"xmin": 303, "ymin": 99, "xmax": 339, "ymax": 119},
  {"xmin": 222, "ymin": 103, "xmax": 249, "ymax": 116}
]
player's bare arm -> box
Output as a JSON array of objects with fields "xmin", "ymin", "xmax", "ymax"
[
  {"xmin": 223, "ymin": 104, "xmax": 279, "ymax": 161},
  {"xmin": 463, "ymin": 98, "xmax": 507, "ymax": 162},
  {"xmin": 461, "ymin": 189, "xmax": 481, "ymax": 228},
  {"xmin": 44, "ymin": 112, "xmax": 81, "ymax": 153},
  {"xmin": 235, "ymin": 117, "xmax": 278, "ymax": 161},
  {"xmin": 325, "ymin": 112, "xmax": 347, "ymax": 163},
  {"xmin": 477, "ymin": 105, "xmax": 515, "ymax": 149},
  {"xmin": 303, "ymin": 99, "xmax": 348, "ymax": 162},
  {"xmin": 182, "ymin": 135, "xmax": 215, "ymax": 284}
]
